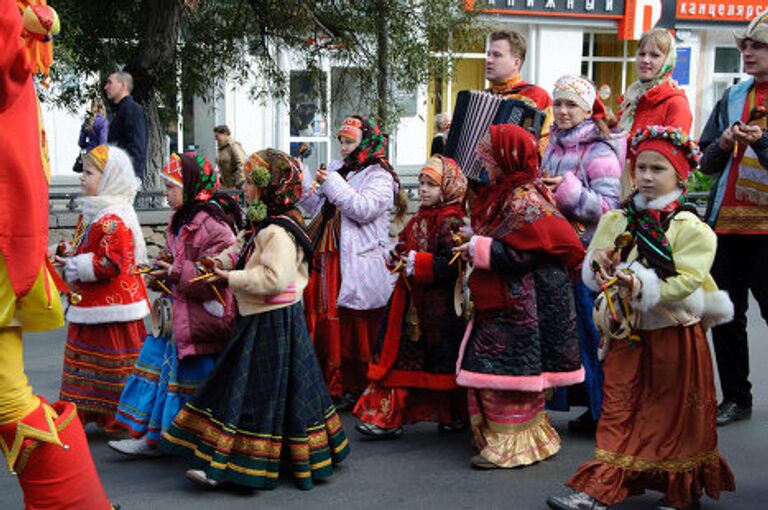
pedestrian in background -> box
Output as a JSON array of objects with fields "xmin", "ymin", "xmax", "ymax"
[
  {"xmin": 430, "ymin": 112, "xmax": 451, "ymax": 155},
  {"xmin": 541, "ymin": 75, "xmax": 624, "ymax": 434},
  {"xmin": 453, "ymin": 124, "xmax": 585, "ymax": 470},
  {"xmin": 104, "ymin": 70, "xmax": 148, "ymax": 181},
  {"xmin": 214, "ymin": 124, "xmax": 247, "ymax": 189},
  {"xmin": 78, "ymin": 97, "xmax": 109, "ymax": 153},
  {"xmin": 699, "ymin": 12, "xmax": 768, "ymax": 427},
  {"xmin": 56, "ymin": 145, "xmax": 149, "ymax": 433}
]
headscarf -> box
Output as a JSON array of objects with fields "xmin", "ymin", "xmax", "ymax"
[
  {"xmin": 622, "ymin": 126, "xmax": 701, "ymax": 279},
  {"xmin": 238, "ymin": 149, "xmax": 312, "ymax": 269},
  {"xmin": 403, "ymin": 156, "xmax": 467, "ymax": 252},
  {"xmin": 78, "ymin": 144, "xmax": 148, "ymax": 265},
  {"xmin": 164, "ymin": 152, "xmax": 243, "ymax": 236},
  {"xmin": 471, "ymin": 124, "xmax": 584, "ymax": 270},
  {"xmin": 420, "ymin": 155, "xmax": 467, "ymax": 207},
  {"xmin": 618, "ymin": 30, "xmax": 677, "ymax": 132},
  {"xmin": 339, "ymin": 115, "xmax": 399, "ymax": 186}
]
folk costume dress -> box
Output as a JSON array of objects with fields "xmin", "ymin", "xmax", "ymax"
[
  {"xmin": 354, "ymin": 156, "xmax": 468, "ymax": 429},
  {"xmin": 541, "ymin": 80, "xmax": 625, "ymax": 421},
  {"xmin": 59, "ymin": 145, "xmax": 150, "ymax": 433},
  {"xmin": 116, "ymin": 153, "xmax": 239, "ymax": 445},
  {"xmin": 162, "ymin": 149, "xmax": 349, "ymax": 490},
  {"xmin": 567, "ymin": 190, "xmax": 736, "ymax": 508},
  {"xmin": 302, "ymin": 116, "xmax": 400, "ymax": 400},
  {"xmin": 563, "ymin": 128, "xmax": 735, "ymax": 509},
  {"xmin": 0, "ymin": 3, "xmax": 112, "ymax": 507},
  {"xmin": 457, "ymin": 124, "xmax": 585, "ymax": 468}
]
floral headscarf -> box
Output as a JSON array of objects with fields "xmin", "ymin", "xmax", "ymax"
[
  {"xmin": 239, "ymin": 148, "xmax": 312, "ymax": 269},
  {"xmin": 339, "ymin": 115, "xmax": 399, "ymax": 186},
  {"xmin": 420, "ymin": 155, "xmax": 467, "ymax": 207},
  {"xmin": 244, "ymin": 149, "xmax": 304, "ymax": 224},
  {"xmin": 166, "ymin": 152, "xmax": 242, "ymax": 236}
]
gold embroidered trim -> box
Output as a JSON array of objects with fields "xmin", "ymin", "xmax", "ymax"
[{"xmin": 594, "ymin": 447, "xmax": 721, "ymax": 472}]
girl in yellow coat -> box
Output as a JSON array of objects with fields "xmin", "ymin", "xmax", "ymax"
[{"xmin": 548, "ymin": 126, "xmax": 735, "ymax": 510}]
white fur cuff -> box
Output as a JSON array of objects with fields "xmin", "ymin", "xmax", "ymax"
[
  {"xmin": 702, "ymin": 290, "xmax": 735, "ymax": 329},
  {"xmin": 75, "ymin": 253, "xmax": 98, "ymax": 282},
  {"xmin": 623, "ymin": 261, "xmax": 660, "ymax": 312}
]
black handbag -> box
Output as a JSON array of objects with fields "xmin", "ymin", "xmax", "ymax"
[{"xmin": 72, "ymin": 151, "xmax": 84, "ymax": 173}]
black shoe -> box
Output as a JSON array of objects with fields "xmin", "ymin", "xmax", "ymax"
[
  {"xmin": 716, "ymin": 400, "xmax": 752, "ymax": 426},
  {"xmin": 355, "ymin": 422, "xmax": 403, "ymax": 439},
  {"xmin": 568, "ymin": 410, "xmax": 597, "ymax": 435},
  {"xmin": 437, "ymin": 421, "xmax": 468, "ymax": 433}
]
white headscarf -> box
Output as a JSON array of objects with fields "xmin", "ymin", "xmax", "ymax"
[{"xmin": 77, "ymin": 145, "xmax": 148, "ymax": 265}]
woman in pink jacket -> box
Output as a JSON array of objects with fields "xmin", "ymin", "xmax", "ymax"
[
  {"xmin": 109, "ymin": 152, "xmax": 242, "ymax": 457},
  {"xmin": 301, "ymin": 116, "xmax": 407, "ymax": 409}
]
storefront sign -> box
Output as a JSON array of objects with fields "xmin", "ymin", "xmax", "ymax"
[
  {"xmin": 671, "ymin": 47, "xmax": 691, "ymax": 86},
  {"xmin": 468, "ymin": 0, "xmax": 625, "ymax": 19},
  {"xmin": 676, "ymin": 1, "xmax": 766, "ymax": 23},
  {"xmin": 618, "ymin": 0, "xmax": 663, "ymax": 40}
]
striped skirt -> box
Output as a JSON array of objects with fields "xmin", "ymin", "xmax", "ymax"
[
  {"xmin": 115, "ymin": 334, "xmax": 217, "ymax": 445},
  {"xmin": 60, "ymin": 320, "xmax": 145, "ymax": 432},
  {"xmin": 469, "ymin": 389, "xmax": 560, "ymax": 468},
  {"xmin": 162, "ymin": 303, "xmax": 349, "ymax": 490}
]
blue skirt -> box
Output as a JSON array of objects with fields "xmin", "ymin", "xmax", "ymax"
[
  {"xmin": 547, "ymin": 280, "xmax": 604, "ymax": 419},
  {"xmin": 116, "ymin": 334, "xmax": 217, "ymax": 444}
]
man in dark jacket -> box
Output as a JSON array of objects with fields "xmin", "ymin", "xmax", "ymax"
[
  {"xmin": 699, "ymin": 12, "xmax": 768, "ymax": 427},
  {"xmin": 104, "ymin": 71, "xmax": 147, "ymax": 181}
]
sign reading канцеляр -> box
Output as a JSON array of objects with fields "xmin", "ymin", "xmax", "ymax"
[{"xmin": 677, "ymin": 1, "xmax": 767, "ymax": 23}]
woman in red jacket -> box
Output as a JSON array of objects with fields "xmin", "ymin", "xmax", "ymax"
[{"xmin": 617, "ymin": 28, "xmax": 692, "ymax": 196}]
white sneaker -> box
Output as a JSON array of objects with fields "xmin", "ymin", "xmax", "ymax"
[
  {"xmin": 108, "ymin": 437, "xmax": 161, "ymax": 457},
  {"xmin": 185, "ymin": 469, "xmax": 219, "ymax": 488},
  {"xmin": 547, "ymin": 492, "xmax": 609, "ymax": 510}
]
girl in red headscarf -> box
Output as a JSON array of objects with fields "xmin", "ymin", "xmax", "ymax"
[
  {"xmin": 453, "ymin": 124, "xmax": 585, "ymax": 469},
  {"xmin": 353, "ymin": 155, "xmax": 469, "ymax": 438},
  {"xmin": 548, "ymin": 127, "xmax": 735, "ymax": 510}
]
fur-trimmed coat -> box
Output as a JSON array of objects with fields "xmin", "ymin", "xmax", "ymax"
[{"xmin": 582, "ymin": 191, "xmax": 734, "ymax": 331}]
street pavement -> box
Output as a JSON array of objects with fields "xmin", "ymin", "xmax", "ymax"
[{"xmin": 2, "ymin": 301, "xmax": 767, "ymax": 510}]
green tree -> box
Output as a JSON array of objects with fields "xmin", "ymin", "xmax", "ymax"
[{"xmin": 47, "ymin": 0, "xmax": 484, "ymax": 189}]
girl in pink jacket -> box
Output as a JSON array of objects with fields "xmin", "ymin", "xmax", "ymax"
[
  {"xmin": 302, "ymin": 116, "xmax": 407, "ymax": 409},
  {"xmin": 109, "ymin": 153, "xmax": 241, "ymax": 457}
]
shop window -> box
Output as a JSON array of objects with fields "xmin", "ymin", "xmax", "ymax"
[
  {"xmin": 712, "ymin": 47, "xmax": 744, "ymax": 109},
  {"xmin": 715, "ymin": 47, "xmax": 741, "ymax": 74},
  {"xmin": 289, "ymin": 70, "xmax": 330, "ymax": 170},
  {"xmin": 581, "ymin": 33, "xmax": 638, "ymax": 117}
]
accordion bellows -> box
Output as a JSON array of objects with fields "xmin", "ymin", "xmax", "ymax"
[{"xmin": 444, "ymin": 90, "xmax": 545, "ymax": 181}]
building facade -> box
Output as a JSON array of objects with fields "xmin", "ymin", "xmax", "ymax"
[{"xmin": 45, "ymin": 1, "xmax": 763, "ymax": 182}]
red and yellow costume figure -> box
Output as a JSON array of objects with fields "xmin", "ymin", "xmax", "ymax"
[
  {"xmin": 58, "ymin": 145, "xmax": 150, "ymax": 432},
  {"xmin": 0, "ymin": 1, "xmax": 111, "ymax": 507},
  {"xmin": 353, "ymin": 155, "xmax": 468, "ymax": 436}
]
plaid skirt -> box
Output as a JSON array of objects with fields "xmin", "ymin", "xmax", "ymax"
[{"xmin": 161, "ymin": 302, "xmax": 349, "ymax": 490}]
